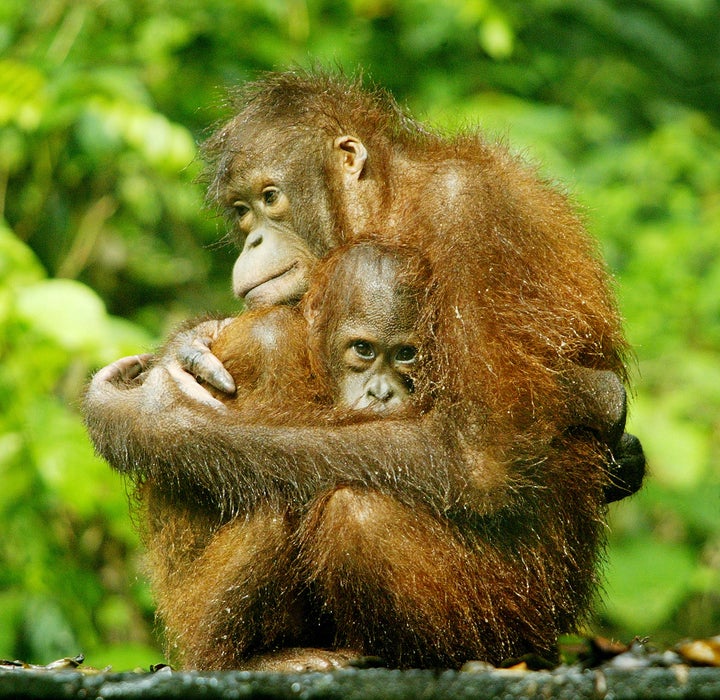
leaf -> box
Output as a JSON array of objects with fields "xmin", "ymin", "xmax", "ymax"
[
  {"xmin": 0, "ymin": 222, "xmax": 45, "ymax": 287},
  {"xmin": 15, "ymin": 279, "xmax": 107, "ymax": 353},
  {"xmin": 0, "ymin": 59, "xmax": 47, "ymax": 130},
  {"xmin": 26, "ymin": 397, "xmax": 127, "ymax": 521},
  {"xmin": 601, "ymin": 536, "xmax": 696, "ymax": 632},
  {"xmin": 479, "ymin": 15, "xmax": 514, "ymax": 60}
]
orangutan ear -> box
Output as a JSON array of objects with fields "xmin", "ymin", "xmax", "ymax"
[
  {"xmin": 333, "ymin": 135, "xmax": 367, "ymax": 180},
  {"xmin": 302, "ymin": 294, "xmax": 320, "ymax": 327}
]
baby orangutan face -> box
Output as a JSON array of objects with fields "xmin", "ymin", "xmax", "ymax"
[
  {"xmin": 325, "ymin": 277, "xmax": 422, "ymax": 414},
  {"xmin": 332, "ymin": 324, "xmax": 419, "ymax": 413}
]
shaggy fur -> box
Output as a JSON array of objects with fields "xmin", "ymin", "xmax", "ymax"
[{"xmin": 84, "ymin": 69, "xmax": 631, "ymax": 670}]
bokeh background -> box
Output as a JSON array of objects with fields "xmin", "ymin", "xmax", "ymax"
[{"xmin": 1, "ymin": 0, "xmax": 718, "ymax": 671}]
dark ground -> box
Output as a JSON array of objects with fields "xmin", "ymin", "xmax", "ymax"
[
  {"xmin": 2, "ymin": 665, "xmax": 720, "ymax": 700},
  {"xmin": 3, "ymin": 638, "xmax": 720, "ymax": 699}
]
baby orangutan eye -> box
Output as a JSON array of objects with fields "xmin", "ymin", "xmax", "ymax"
[
  {"xmin": 351, "ymin": 340, "xmax": 375, "ymax": 360},
  {"xmin": 395, "ymin": 346, "xmax": 417, "ymax": 364}
]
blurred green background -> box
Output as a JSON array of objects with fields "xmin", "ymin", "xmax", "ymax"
[{"xmin": 1, "ymin": 0, "xmax": 718, "ymax": 671}]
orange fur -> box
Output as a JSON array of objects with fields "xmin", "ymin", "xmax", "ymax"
[{"xmin": 85, "ymin": 70, "xmax": 633, "ymax": 670}]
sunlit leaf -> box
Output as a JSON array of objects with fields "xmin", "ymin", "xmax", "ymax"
[
  {"xmin": 479, "ymin": 16, "xmax": 513, "ymax": 59},
  {"xmin": 629, "ymin": 393, "xmax": 710, "ymax": 488},
  {"xmin": 0, "ymin": 59, "xmax": 46, "ymax": 130},
  {"xmin": 15, "ymin": 279, "xmax": 107, "ymax": 353},
  {"xmin": 0, "ymin": 222, "xmax": 45, "ymax": 287},
  {"xmin": 601, "ymin": 537, "xmax": 697, "ymax": 631}
]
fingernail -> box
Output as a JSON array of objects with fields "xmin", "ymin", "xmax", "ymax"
[{"xmin": 217, "ymin": 373, "xmax": 235, "ymax": 393}]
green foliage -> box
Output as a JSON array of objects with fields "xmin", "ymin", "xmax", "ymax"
[
  {"xmin": 575, "ymin": 112, "xmax": 720, "ymax": 642},
  {"xmin": 0, "ymin": 0, "xmax": 718, "ymax": 667},
  {"xmin": 0, "ymin": 223, "xmax": 159, "ymax": 668}
]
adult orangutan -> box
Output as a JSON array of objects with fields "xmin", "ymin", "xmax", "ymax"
[{"xmin": 84, "ymin": 69, "xmax": 645, "ymax": 670}]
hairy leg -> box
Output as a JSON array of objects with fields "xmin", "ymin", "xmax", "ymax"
[
  {"xmin": 296, "ymin": 486, "xmax": 524, "ymax": 668},
  {"xmin": 156, "ymin": 504, "xmax": 309, "ymax": 670}
]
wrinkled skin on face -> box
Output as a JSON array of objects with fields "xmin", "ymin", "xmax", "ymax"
[
  {"xmin": 225, "ymin": 182, "xmax": 314, "ymax": 310},
  {"xmin": 333, "ymin": 333, "xmax": 418, "ymax": 413},
  {"xmin": 215, "ymin": 126, "xmax": 344, "ymax": 312},
  {"xmin": 228, "ymin": 182, "xmax": 317, "ymax": 308},
  {"xmin": 317, "ymin": 247, "xmax": 425, "ymax": 413}
]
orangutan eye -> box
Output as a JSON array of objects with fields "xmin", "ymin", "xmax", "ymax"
[
  {"xmin": 262, "ymin": 187, "xmax": 280, "ymax": 205},
  {"xmin": 232, "ymin": 201, "xmax": 250, "ymax": 218},
  {"xmin": 352, "ymin": 341, "xmax": 375, "ymax": 360},
  {"xmin": 395, "ymin": 346, "xmax": 417, "ymax": 364}
]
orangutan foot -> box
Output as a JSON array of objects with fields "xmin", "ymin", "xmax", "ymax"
[{"xmin": 237, "ymin": 647, "xmax": 369, "ymax": 672}]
